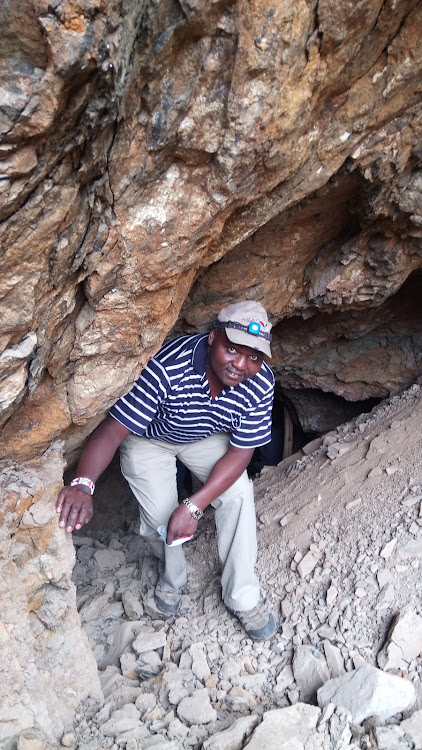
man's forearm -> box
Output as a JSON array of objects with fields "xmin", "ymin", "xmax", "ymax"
[
  {"xmin": 166, "ymin": 445, "xmax": 254, "ymax": 544},
  {"xmin": 74, "ymin": 416, "xmax": 130, "ymax": 483},
  {"xmin": 189, "ymin": 446, "xmax": 254, "ymax": 511},
  {"xmin": 56, "ymin": 416, "xmax": 131, "ymax": 532}
]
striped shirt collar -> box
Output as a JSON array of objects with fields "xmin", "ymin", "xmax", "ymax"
[{"xmin": 192, "ymin": 334, "xmax": 208, "ymax": 375}]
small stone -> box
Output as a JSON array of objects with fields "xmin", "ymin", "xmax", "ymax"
[
  {"xmin": 376, "ymin": 584, "xmax": 395, "ymax": 610},
  {"xmin": 132, "ymin": 629, "xmax": 167, "ymax": 654},
  {"xmin": 122, "ymin": 591, "xmax": 144, "ymax": 620},
  {"xmin": 367, "ymin": 467, "xmax": 382, "ymax": 479},
  {"xmin": 72, "ymin": 535, "xmax": 95, "ymax": 547},
  {"xmin": 326, "ymin": 585, "xmax": 338, "ymax": 606},
  {"xmin": 377, "ymin": 609, "xmax": 422, "ymax": 671},
  {"xmin": 189, "ymin": 642, "xmax": 211, "ymax": 681},
  {"xmin": 318, "ymin": 702, "xmax": 335, "ymax": 727},
  {"xmin": 328, "ymin": 609, "xmax": 340, "ymax": 628},
  {"xmin": 316, "ymin": 624, "xmax": 336, "ymax": 641},
  {"xmin": 244, "ymin": 704, "xmax": 320, "ymax": 749},
  {"xmin": 323, "ymin": 641, "xmax": 345, "ymax": 679},
  {"xmin": 202, "ymin": 715, "xmax": 260, "ymax": 750},
  {"xmin": 135, "ymin": 692, "xmax": 157, "ymax": 716},
  {"xmin": 101, "ymin": 704, "xmax": 141, "ymax": 737},
  {"xmin": 177, "ymin": 689, "xmax": 217, "ymax": 725},
  {"xmin": 227, "ymin": 686, "xmax": 256, "ymax": 708},
  {"xmin": 137, "ymin": 650, "xmax": 162, "ymax": 679},
  {"xmin": 385, "ymin": 465, "xmax": 399, "ymax": 475},
  {"xmin": 120, "ymin": 660, "xmax": 139, "ymax": 683},
  {"xmin": 377, "ymin": 569, "xmax": 393, "ymax": 589},
  {"xmin": 327, "ymin": 443, "xmax": 350, "ymax": 460},
  {"xmin": 204, "ymin": 674, "xmax": 218, "ymax": 689},
  {"xmin": 144, "ymin": 706, "xmax": 162, "ymax": 721},
  {"xmin": 281, "ymin": 598, "xmax": 294, "ymax": 619},
  {"xmin": 302, "ymin": 437, "xmax": 323, "ymax": 455},
  {"xmin": 287, "ymin": 689, "xmax": 299, "ymax": 704},
  {"xmin": 274, "ymin": 664, "xmax": 294, "ymax": 693},
  {"xmin": 345, "ymin": 498, "xmax": 362, "ymax": 510},
  {"xmin": 293, "ymin": 645, "xmax": 330, "ymax": 702},
  {"xmin": 354, "ymin": 587, "xmax": 366, "ymax": 599},
  {"xmin": 402, "ymin": 494, "xmax": 422, "ymax": 507},
  {"xmin": 244, "ymin": 661, "xmax": 255, "ymax": 674},
  {"xmin": 94, "ymin": 548, "xmax": 126, "ymax": 572},
  {"xmin": 374, "ymin": 724, "xmax": 405, "ymax": 749},
  {"xmin": 380, "ymin": 539, "xmax": 397, "ymax": 559},
  {"xmin": 61, "ymin": 734, "xmax": 76, "ymax": 748},
  {"xmin": 280, "ymin": 512, "xmax": 294, "ymax": 527},
  {"xmin": 297, "ymin": 551, "xmax": 318, "ymax": 579}
]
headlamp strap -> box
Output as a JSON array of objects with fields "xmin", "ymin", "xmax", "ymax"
[{"xmin": 214, "ymin": 320, "xmax": 272, "ymax": 342}]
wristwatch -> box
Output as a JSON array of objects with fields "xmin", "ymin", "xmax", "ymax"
[{"xmin": 182, "ymin": 498, "xmax": 203, "ymax": 520}]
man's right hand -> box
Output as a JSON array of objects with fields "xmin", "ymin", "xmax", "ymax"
[
  {"xmin": 56, "ymin": 486, "xmax": 94, "ymax": 533},
  {"xmin": 55, "ymin": 416, "xmax": 131, "ymax": 534}
]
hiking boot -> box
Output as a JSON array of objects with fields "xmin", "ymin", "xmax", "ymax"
[
  {"xmin": 154, "ymin": 585, "xmax": 182, "ymax": 616},
  {"xmin": 233, "ymin": 602, "xmax": 278, "ymax": 641}
]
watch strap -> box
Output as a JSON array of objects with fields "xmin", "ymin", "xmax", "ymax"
[
  {"xmin": 70, "ymin": 476, "xmax": 95, "ymax": 495},
  {"xmin": 182, "ymin": 498, "xmax": 203, "ymax": 520}
]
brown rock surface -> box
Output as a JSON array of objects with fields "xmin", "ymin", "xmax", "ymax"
[{"xmin": 1, "ymin": 0, "xmax": 422, "ymax": 743}]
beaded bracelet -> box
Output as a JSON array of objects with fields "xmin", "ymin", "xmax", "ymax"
[{"xmin": 70, "ymin": 477, "xmax": 95, "ymax": 495}]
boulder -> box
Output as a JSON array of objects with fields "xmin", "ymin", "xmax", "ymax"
[{"xmin": 317, "ymin": 665, "xmax": 415, "ymax": 724}]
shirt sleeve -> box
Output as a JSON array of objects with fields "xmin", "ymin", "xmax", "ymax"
[
  {"xmin": 230, "ymin": 377, "xmax": 275, "ymax": 450},
  {"xmin": 108, "ymin": 358, "xmax": 171, "ymax": 435}
]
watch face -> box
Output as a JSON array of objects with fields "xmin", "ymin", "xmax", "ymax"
[{"xmin": 184, "ymin": 498, "xmax": 203, "ymax": 519}]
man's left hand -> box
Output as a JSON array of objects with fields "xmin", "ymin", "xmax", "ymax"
[{"xmin": 167, "ymin": 504, "xmax": 198, "ymax": 544}]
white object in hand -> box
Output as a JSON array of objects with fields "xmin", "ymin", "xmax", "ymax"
[{"xmin": 157, "ymin": 524, "xmax": 194, "ymax": 547}]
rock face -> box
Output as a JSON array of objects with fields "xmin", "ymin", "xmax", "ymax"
[
  {"xmin": 0, "ymin": 445, "xmax": 102, "ymax": 746},
  {"xmin": 1, "ymin": 0, "xmax": 422, "ymax": 743},
  {"xmin": 1, "ymin": 0, "xmax": 422, "ymax": 462}
]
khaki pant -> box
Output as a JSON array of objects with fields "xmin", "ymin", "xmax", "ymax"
[{"xmin": 119, "ymin": 432, "xmax": 260, "ymax": 611}]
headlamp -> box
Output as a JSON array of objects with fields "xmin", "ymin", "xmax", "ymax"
[
  {"xmin": 248, "ymin": 321, "xmax": 261, "ymax": 336},
  {"xmin": 214, "ymin": 320, "xmax": 272, "ymax": 342}
]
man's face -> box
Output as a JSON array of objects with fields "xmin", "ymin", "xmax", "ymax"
[{"xmin": 207, "ymin": 329, "xmax": 264, "ymax": 387}]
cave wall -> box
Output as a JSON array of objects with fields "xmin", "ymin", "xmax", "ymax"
[
  {"xmin": 0, "ymin": 445, "xmax": 102, "ymax": 745},
  {"xmin": 0, "ymin": 0, "xmax": 422, "ymax": 743}
]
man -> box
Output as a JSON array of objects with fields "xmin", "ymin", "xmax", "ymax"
[{"xmin": 57, "ymin": 300, "xmax": 277, "ymax": 641}]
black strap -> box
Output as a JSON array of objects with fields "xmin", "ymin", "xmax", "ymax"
[{"xmin": 214, "ymin": 320, "xmax": 272, "ymax": 342}]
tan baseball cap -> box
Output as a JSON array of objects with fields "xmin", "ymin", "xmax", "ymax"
[{"xmin": 215, "ymin": 300, "xmax": 272, "ymax": 357}]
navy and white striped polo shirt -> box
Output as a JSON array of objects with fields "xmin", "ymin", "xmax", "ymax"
[{"xmin": 109, "ymin": 333, "xmax": 274, "ymax": 449}]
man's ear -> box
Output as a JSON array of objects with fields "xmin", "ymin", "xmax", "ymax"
[{"xmin": 208, "ymin": 329, "xmax": 216, "ymax": 346}]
